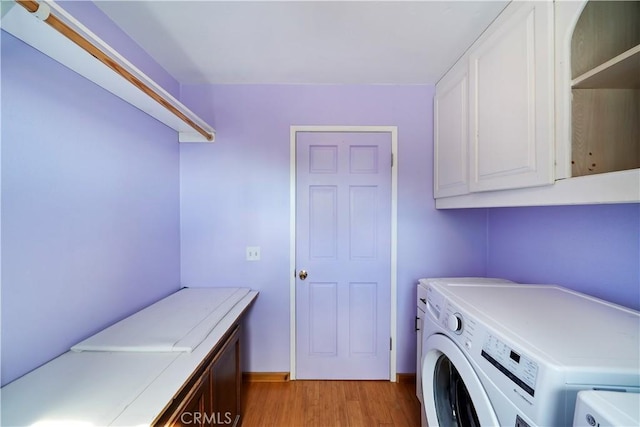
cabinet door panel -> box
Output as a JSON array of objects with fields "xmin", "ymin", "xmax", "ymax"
[
  {"xmin": 469, "ymin": 1, "xmax": 554, "ymax": 192},
  {"xmin": 434, "ymin": 62, "xmax": 469, "ymax": 198},
  {"xmin": 166, "ymin": 373, "xmax": 211, "ymax": 427},
  {"xmin": 210, "ymin": 327, "xmax": 241, "ymax": 427}
]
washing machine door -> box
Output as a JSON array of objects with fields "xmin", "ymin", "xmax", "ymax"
[{"xmin": 422, "ymin": 334, "xmax": 499, "ymax": 427}]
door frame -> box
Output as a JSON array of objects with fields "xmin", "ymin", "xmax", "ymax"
[{"xmin": 289, "ymin": 125, "xmax": 398, "ymax": 381}]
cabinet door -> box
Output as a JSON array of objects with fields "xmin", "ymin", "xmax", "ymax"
[
  {"xmin": 434, "ymin": 61, "xmax": 469, "ymax": 198},
  {"xmin": 468, "ymin": 1, "xmax": 554, "ymax": 192},
  {"xmin": 210, "ymin": 326, "xmax": 241, "ymax": 427},
  {"xmin": 165, "ymin": 373, "xmax": 211, "ymax": 427}
]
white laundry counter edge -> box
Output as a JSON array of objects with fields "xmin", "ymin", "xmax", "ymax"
[{"xmin": 1, "ymin": 287, "xmax": 258, "ymax": 426}]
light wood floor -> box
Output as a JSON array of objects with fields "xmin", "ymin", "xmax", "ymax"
[{"xmin": 241, "ymin": 380, "xmax": 421, "ymax": 427}]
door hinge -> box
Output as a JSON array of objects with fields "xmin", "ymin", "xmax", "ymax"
[
  {"xmin": 390, "ymin": 337, "xmax": 393, "ymax": 351},
  {"xmin": 391, "ymin": 153, "xmax": 394, "ymax": 167}
]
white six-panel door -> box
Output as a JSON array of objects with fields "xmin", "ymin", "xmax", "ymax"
[{"xmin": 294, "ymin": 130, "xmax": 393, "ymax": 380}]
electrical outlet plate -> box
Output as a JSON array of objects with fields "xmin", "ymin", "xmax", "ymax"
[{"xmin": 246, "ymin": 246, "xmax": 261, "ymax": 261}]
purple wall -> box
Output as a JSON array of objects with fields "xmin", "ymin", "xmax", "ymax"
[
  {"xmin": 179, "ymin": 83, "xmax": 640, "ymax": 376},
  {"xmin": 487, "ymin": 204, "xmax": 640, "ymax": 310},
  {"xmin": 1, "ymin": 33, "xmax": 181, "ymax": 386},
  {"xmin": 5, "ymin": 4, "xmax": 633, "ymax": 384},
  {"xmin": 179, "ymin": 84, "xmax": 488, "ymax": 375},
  {"xmin": 58, "ymin": 1, "xmax": 180, "ymax": 99}
]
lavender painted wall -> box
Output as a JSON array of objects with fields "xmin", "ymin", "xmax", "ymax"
[
  {"xmin": 3, "ymin": 24, "xmax": 632, "ymax": 386},
  {"xmin": 487, "ymin": 204, "xmax": 640, "ymax": 310},
  {"xmin": 58, "ymin": 1, "xmax": 180, "ymax": 99},
  {"xmin": 179, "ymin": 84, "xmax": 488, "ymax": 375},
  {"xmin": 1, "ymin": 33, "xmax": 181, "ymax": 386}
]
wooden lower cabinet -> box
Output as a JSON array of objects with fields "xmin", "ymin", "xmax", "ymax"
[
  {"xmin": 156, "ymin": 325, "xmax": 242, "ymax": 427},
  {"xmin": 210, "ymin": 326, "xmax": 241, "ymax": 427},
  {"xmin": 171, "ymin": 372, "xmax": 211, "ymax": 427}
]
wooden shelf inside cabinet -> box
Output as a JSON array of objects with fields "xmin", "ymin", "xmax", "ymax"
[
  {"xmin": 572, "ymin": 45, "xmax": 640, "ymax": 89},
  {"xmin": 570, "ymin": 0, "xmax": 640, "ymax": 178}
]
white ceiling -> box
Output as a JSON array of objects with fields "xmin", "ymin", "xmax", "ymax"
[{"xmin": 95, "ymin": 1, "xmax": 508, "ymax": 85}]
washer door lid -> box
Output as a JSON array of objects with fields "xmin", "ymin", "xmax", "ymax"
[{"xmin": 422, "ymin": 334, "xmax": 499, "ymax": 427}]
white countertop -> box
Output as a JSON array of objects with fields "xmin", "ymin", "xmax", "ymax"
[
  {"xmin": 1, "ymin": 289, "xmax": 258, "ymax": 427},
  {"xmin": 72, "ymin": 288, "xmax": 250, "ymax": 353}
]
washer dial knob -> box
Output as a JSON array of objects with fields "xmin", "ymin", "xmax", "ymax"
[{"xmin": 447, "ymin": 313, "xmax": 463, "ymax": 333}]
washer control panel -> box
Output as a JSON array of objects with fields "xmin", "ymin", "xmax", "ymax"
[
  {"xmin": 447, "ymin": 312, "xmax": 463, "ymax": 333},
  {"xmin": 425, "ymin": 285, "xmax": 444, "ymax": 321},
  {"xmin": 481, "ymin": 334, "xmax": 538, "ymax": 397},
  {"xmin": 443, "ymin": 303, "xmax": 478, "ymax": 353}
]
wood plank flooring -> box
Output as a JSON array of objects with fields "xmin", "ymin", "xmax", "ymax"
[{"xmin": 242, "ymin": 380, "xmax": 421, "ymax": 427}]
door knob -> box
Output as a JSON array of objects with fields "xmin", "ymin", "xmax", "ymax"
[{"xmin": 298, "ymin": 270, "xmax": 308, "ymax": 280}]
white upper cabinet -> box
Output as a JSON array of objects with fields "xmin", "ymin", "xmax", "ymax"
[
  {"xmin": 434, "ymin": 0, "xmax": 640, "ymax": 208},
  {"xmin": 468, "ymin": 1, "xmax": 554, "ymax": 192},
  {"xmin": 434, "ymin": 60, "xmax": 469, "ymax": 198}
]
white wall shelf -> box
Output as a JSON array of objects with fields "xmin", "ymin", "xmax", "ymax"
[{"xmin": 1, "ymin": 0, "xmax": 216, "ymax": 143}]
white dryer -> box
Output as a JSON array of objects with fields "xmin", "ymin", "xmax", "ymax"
[{"xmin": 420, "ymin": 280, "xmax": 640, "ymax": 427}]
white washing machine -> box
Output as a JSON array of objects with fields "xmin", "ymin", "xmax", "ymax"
[
  {"xmin": 416, "ymin": 278, "xmax": 515, "ymax": 426},
  {"xmin": 420, "ymin": 280, "xmax": 640, "ymax": 427}
]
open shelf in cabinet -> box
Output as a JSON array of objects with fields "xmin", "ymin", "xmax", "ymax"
[
  {"xmin": 572, "ymin": 45, "xmax": 640, "ymax": 89},
  {"xmin": 570, "ymin": 0, "xmax": 639, "ymax": 178}
]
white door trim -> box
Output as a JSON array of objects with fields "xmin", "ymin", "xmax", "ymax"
[{"xmin": 289, "ymin": 125, "xmax": 398, "ymax": 381}]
